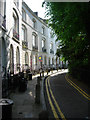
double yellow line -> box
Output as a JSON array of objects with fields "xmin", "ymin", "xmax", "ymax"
[
  {"xmin": 65, "ymin": 74, "xmax": 90, "ymax": 100},
  {"xmin": 45, "ymin": 76, "xmax": 66, "ymax": 120}
]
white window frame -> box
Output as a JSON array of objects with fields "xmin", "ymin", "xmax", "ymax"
[
  {"xmin": 42, "ymin": 40, "xmax": 45, "ymax": 48},
  {"xmin": 50, "ymin": 42, "xmax": 53, "ymax": 49},
  {"xmin": 13, "ymin": 9, "xmax": 19, "ymax": 32},
  {"xmin": 13, "ymin": 15, "xmax": 17, "ymax": 31},
  {"xmin": 22, "ymin": 25, "xmax": 27, "ymax": 41},
  {"xmin": 32, "ymin": 35, "xmax": 36, "ymax": 47},
  {"xmin": 32, "ymin": 18, "xmax": 36, "ymax": 29}
]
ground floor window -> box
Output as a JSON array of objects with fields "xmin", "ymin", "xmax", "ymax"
[
  {"xmin": 35, "ymin": 55, "xmax": 37, "ymax": 65},
  {"xmin": 52, "ymin": 58, "xmax": 54, "ymax": 65}
]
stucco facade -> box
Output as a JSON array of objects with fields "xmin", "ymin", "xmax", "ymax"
[
  {"xmin": 22, "ymin": 2, "xmax": 59, "ymax": 72},
  {"xmin": 0, "ymin": 0, "xmax": 59, "ymax": 77}
]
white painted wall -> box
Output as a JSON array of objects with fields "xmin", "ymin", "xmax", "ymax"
[
  {"xmin": 6, "ymin": 0, "xmax": 23, "ymax": 73},
  {"xmin": 2, "ymin": 0, "xmax": 59, "ymax": 74}
]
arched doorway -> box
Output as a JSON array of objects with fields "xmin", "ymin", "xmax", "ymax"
[
  {"xmin": 16, "ymin": 47, "xmax": 20, "ymax": 72},
  {"xmin": 10, "ymin": 44, "xmax": 14, "ymax": 74},
  {"xmin": 25, "ymin": 52, "xmax": 29, "ymax": 70}
]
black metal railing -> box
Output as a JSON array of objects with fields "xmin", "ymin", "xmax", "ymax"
[
  {"xmin": 50, "ymin": 49, "xmax": 54, "ymax": 54},
  {"xmin": 22, "ymin": 41, "xmax": 28, "ymax": 49},
  {"xmin": 0, "ymin": 14, "xmax": 6, "ymax": 29},
  {"xmin": 32, "ymin": 46, "xmax": 38, "ymax": 50},
  {"xmin": 13, "ymin": 29, "xmax": 19, "ymax": 40},
  {"xmin": 42, "ymin": 47, "xmax": 47, "ymax": 52}
]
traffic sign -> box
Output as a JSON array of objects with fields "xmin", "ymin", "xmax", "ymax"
[{"xmin": 39, "ymin": 56, "xmax": 42, "ymax": 62}]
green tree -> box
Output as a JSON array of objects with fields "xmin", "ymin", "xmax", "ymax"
[{"xmin": 43, "ymin": 2, "xmax": 90, "ymax": 82}]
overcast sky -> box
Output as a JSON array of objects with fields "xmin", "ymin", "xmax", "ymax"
[{"xmin": 23, "ymin": 0, "xmax": 46, "ymax": 19}]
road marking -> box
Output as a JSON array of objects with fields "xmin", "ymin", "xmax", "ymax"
[
  {"xmin": 48, "ymin": 78, "xmax": 66, "ymax": 120},
  {"xmin": 65, "ymin": 74, "xmax": 90, "ymax": 100},
  {"xmin": 45, "ymin": 77, "xmax": 59, "ymax": 120}
]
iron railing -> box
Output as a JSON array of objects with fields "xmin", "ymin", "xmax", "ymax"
[
  {"xmin": 22, "ymin": 41, "xmax": 28, "ymax": 49},
  {"xmin": 32, "ymin": 46, "xmax": 38, "ymax": 50},
  {"xmin": 42, "ymin": 47, "xmax": 47, "ymax": 52},
  {"xmin": 50, "ymin": 49, "xmax": 54, "ymax": 54}
]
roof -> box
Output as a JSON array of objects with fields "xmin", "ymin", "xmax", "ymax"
[{"xmin": 22, "ymin": 1, "xmax": 48, "ymax": 27}]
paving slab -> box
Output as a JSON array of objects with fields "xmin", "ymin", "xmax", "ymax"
[{"xmin": 10, "ymin": 70, "xmax": 61, "ymax": 119}]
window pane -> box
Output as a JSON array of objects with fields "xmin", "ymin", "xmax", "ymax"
[
  {"xmin": 22, "ymin": 9, "xmax": 26, "ymax": 21},
  {"xmin": 42, "ymin": 40, "xmax": 45, "ymax": 48},
  {"xmin": 33, "ymin": 35, "xmax": 35, "ymax": 46},
  {"xmin": 50, "ymin": 44, "xmax": 51, "ymax": 49},
  {"xmin": 33, "ymin": 21, "xmax": 35, "ymax": 28},
  {"xmin": 50, "ymin": 43, "xmax": 53, "ymax": 49},
  {"xmin": 13, "ymin": 16, "xmax": 16, "ymax": 30},
  {"xmin": 22, "ymin": 28, "xmax": 24, "ymax": 40}
]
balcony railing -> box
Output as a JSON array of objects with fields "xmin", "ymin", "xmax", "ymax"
[
  {"xmin": 50, "ymin": 49, "xmax": 54, "ymax": 54},
  {"xmin": 0, "ymin": 14, "xmax": 6, "ymax": 29},
  {"xmin": 13, "ymin": 29, "xmax": 19, "ymax": 40},
  {"xmin": 32, "ymin": 46, "xmax": 38, "ymax": 51},
  {"xmin": 22, "ymin": 41, "xmax": 28, "ymax": 49},
  {"xmin": 42, "ymin": 47, "xmax": 47, "ymax": 52}
]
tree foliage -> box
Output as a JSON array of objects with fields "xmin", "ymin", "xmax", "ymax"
[{"xmin": 43, "ymin": 2, "xmax": 90, "ymax": 82}]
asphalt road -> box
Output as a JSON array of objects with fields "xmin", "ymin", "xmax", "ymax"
[{"xmin": 44, "ymin": 70, "xmax": 89, "ymax": 120}]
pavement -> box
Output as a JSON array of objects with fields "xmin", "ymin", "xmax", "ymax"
[
  {"xmin": 9, "ymin": 68, "xmax": 89, "ymax": 119},
  {"xmin": 10, "ymin": 69, "xmax": 60, "ymax": 119}
]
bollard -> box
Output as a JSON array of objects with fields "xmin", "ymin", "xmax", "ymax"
[
  {"xmin": 35, "ymin": 84, "xmax": 40, "ymax": 104},
  {"xmin": 47, "ymin": 70, "xmax": 48, "ymax": 75},
  {"xmin": 37, "ymin": 76, "xmax": 40, "ymax": 85},
  {"xmin": 40, "ymin": 72, "xmax": 41, "ymax": 78},
  {"xmin": 28, "ymin": 73, "xmax": 32, "ymax": 80},
  {"xmin": 11, "ymin": 75, "xmax": 14, "ymax": 91},
  {"xmin": 39, "ymin": 72, "xmax": 42, "ymax": 81},
  {"xmin": 42, "ymin": 71, "xmax": 44, "ymax": 77}
]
